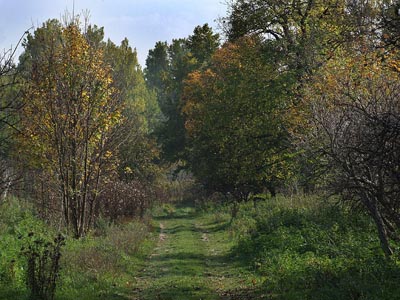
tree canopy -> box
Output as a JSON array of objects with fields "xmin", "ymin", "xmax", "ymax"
[
  {"xmin": 182, "ymin": 36, "xmax": 294, "ymax": 198},
  {"xmin": 1, "ymin": 1, "xmax": 400, "ymax": 257}
]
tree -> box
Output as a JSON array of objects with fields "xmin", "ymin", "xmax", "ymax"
[
  {"xmin": 146, "ymin": 24, "xmax": 220, "ymax": 162},
  {"xmin": 158, "ymin": 38, "xmax": 196, "ymax": 161},
  {"xmin": 105, "ymin": 38, "xmax": 161, "ymax": 182},
  {"xmin": 145, "ymin": 41, "xmax": 169, "ymax": 94},
  {"xmin": 186, "ymin": 24, "xmax": 220, "ymax": 65},
  {"xmin": 301, "ymin": 48, "xmax": 400, "ymax": 256},
  {"xmin": 182, "ymin": 36, "xmax": 294, "ymax": 199},
  {"xmin": 0, "ymin": 33, "xmax": 27, "ymax": 198},
  {"xmin": 20, "ymin": 20, "xmax": 122, "ymax": 238},
  {"xmin": 225, "ymin": 0, "xmax": 341, "ymax": 69},
  {"xmin": 382, "ymin": 1, "xmax": 400, "ymax": 48},
  {"xmin": 223, "ymin": 0, "xmax": 390, "ymax": 76},
  {"xmin": 222, "ymin": 0, "xmax": 394, "ymax": 194}
]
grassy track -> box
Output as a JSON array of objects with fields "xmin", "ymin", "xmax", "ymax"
[{"xmin": 129, "ymin": 204, "xmax": 263, "ymax": 300}]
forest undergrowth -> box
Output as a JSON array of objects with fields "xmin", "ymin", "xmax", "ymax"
[{"xmin": 1, "ymin": 193, "xmax": 399, "ymax": 299}]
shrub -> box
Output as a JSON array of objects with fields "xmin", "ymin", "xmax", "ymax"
[
  {"xmin": 21, "ymin": 233, "xmax": 65, "ymax": 300},
  {"xmin": 97, "ymin": 180, "xmax": 153, "ymax": 222},
  {"xmin": 0, "ymin": 197, "xmax": 52, "ymax": 288}
]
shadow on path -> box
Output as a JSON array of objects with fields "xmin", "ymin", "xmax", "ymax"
[{"xmin": 130, "ymin": 204, "xmax": 263, "ymax": 300}]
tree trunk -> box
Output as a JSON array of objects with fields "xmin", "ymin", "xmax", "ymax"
[{"xmin": 370, "ymin": 203, "xmax": 393, "ymax": 257}]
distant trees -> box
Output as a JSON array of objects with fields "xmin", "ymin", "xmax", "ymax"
[
  {"xmin": 145, "ymin": 24, "xmax": 219, "ymax": 162},
  {"xmin": 104, "ymin": 38, "xmax": 161, "ymax": 182}
]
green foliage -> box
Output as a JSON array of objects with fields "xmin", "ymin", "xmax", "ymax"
[
  {"xmin": 151, "ymin": 38, "xmax": 196, "ymax": 162},
  {"xmin": 182, "ymin": 36, "xmax": 295, "ymax": 197},
  {"xmin": 104, "ymin": 38, "xmax": 162, "ymax": 182},
  {"xmin": 0, "ymin": 197, "xmax": 55, "ymax": 296},
  {"xmin": 0, "ymin": 196, "xmax": 154, "ymax": 299},
  {"xmin": 228, "ymin": 195, "xmax": 400, "ymax": 299},
  {"xmin": 145, "ymin": 41, "xmax": 169, "ymax": 93},
  {"xmin": 186, "ymin": 24, "xmax": 220, "ymax": 66},
  {"xmin": 224, "ymin": 0, "xmax": 342, "ymax": 70},
  {"xmin": 145, "ymin": 24, "xmax": 220, "ymax": 162}
]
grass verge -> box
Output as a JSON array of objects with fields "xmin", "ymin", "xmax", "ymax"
[
  {"xmin": 222, "ymin": 194, "xmax": 400, "ymax": 300},
  {"xmin": 0, "ymin": 196, "xmax": 156, "ymax": 300}
]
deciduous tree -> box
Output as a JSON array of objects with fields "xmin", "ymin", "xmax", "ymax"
[
  {"xmin": 0, "ymin": 34, "xmax": 27, "ymax": 198},
  {"xmin": 20, "ymin": 21, "xmax": 122, "ymax": 237},
  {"xmin": 105, "ymin": 38, "xmax": 161, "ymax": 182},
  {"xmin": 302, "ymin": 48, "xmax": 400, "ymax": 256},
  {"xmin": 182, "ymin": 36, "xmax": 294, "ymax": 199}
]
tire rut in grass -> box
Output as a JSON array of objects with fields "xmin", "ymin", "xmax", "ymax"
[
  {"xmin": 130, "ymin": 207, "xmax": 218, "ymax": 300},
  {"xmin": 130, "ymin": 206, "xmax": 263, "ymax": 300}
]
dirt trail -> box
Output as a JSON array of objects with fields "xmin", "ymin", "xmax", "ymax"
[{"xmin": 129, "ymin": 205, "xmax": 262, "ymax": 300}]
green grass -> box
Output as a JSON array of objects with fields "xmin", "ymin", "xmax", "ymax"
[
  {"xmin": 227, "ymin": 194, "xmax": 400, "ymax": 300},
  {"xmin": 56, "ymin": 218, "xmax": 156, "ymax": 300},
  {"xmin": 2, "ymin": 194, "xmax": 400, "ymax": 299},
  {"xmin": 128, "ymin": 202, "xmax": 263, "ymax": 300},
  {"xmin": 0, "ymin": 197, "xmax": 155, "ymax": 300}
]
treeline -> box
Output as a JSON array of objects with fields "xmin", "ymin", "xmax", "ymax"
[
  {"xmin": 1, "ymin": 1, "xmax": 400, "ymax": 258},
  {"xmin": 144, "ymin": 0, "xmax": 400, "ymax": 256}
]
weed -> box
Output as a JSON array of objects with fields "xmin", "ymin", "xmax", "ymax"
[
  {"xmin": 58, "ymin": 219, "xmax": 153, "ymax": 298},
  {"xmin": 105, "ymin": 221, "xmax": 150, "ymax": 256}
]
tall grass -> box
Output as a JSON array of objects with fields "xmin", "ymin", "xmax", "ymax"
[
  {"xmin": 0, "ymin": 197, "xmax": 155, "ymax": 300},
  {"xmin": 211, "ymin": 194, "xmax": 400, "ymax": 300}
]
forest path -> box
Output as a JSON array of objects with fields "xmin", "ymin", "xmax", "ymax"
[{"xmin": 129, "ymin": 204, "xmax": 263, "ymax": 300}]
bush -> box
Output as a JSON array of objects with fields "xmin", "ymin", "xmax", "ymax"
[
  {"xmin": 0, "ymin": 196, "xmax": 154, "ymax": 299},
  {"xmin": 97, "ymin": 180, "xmax": 153, "ymax": 222},
  {"xmin": 22, "ymin": 233, "xmax": 65, "ymax": 300},
  {"xmin": 0, "ymin": 197, "xmax": 62, "ymax": 298}
]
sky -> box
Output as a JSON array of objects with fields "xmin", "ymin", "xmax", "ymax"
[{"xmin": 0, "ymin": 0, "xmax": 227, "ymax": 66}]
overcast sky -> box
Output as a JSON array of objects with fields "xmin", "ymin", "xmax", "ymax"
[{"xmin": 0, "ymin": 0, "xmax": 227, "ymax": 66}]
